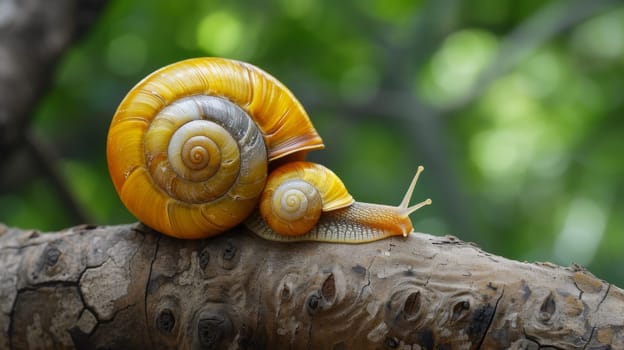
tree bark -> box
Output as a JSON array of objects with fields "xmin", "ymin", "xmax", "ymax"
[{"xmin": 1, "ymin": 223, "xmax": 622, "ymax": 349}]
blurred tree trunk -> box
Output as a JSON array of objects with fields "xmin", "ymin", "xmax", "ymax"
[
  {"xmin": 0, "ymin": 0, "xmax": 107, "ymax": 223},
  {"xmin": 0, "ymin": 0, "xmax": 107, "ymax": 148},
  {"xmin": 1, "ymin": 223, "xmax": 622, "ymax": 349}
]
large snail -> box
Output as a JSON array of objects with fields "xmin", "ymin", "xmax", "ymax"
[{"xmin": 106, "ymin": 57, "xmax": 431, "ymax": 242}]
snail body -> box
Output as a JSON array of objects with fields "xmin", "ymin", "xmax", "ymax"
[{"xmin": 107, "ymin": 57, "xmax": 431, "ymax": 242}]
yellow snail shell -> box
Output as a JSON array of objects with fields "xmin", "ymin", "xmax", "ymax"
[
  {"xmin": 107, "ymin": 58, "xmax": 323, "ymax": 239},
  {"xmin": 259, "ymin": 161, "xmax": 354, "ymax": 236}
]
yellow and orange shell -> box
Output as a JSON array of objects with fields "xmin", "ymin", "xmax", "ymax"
[
  {"xmin": 106, "ymin": 58, "xmax": 324, "ymax": 239},
  {"xmin": 259, "ymin": 161, "xmax": 354, "ymax": 236}
]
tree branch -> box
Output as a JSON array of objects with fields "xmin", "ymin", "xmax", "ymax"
[{"xmin": 1, "ymin": 223, "xmax": 622, "ymax": 349}]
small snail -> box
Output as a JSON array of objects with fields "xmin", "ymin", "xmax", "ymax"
[
  {"xmin": 248, "ymin": 161, "xmax": 431, "ymax": 243},
  {"xmin": 106, "ymin": 57, "xmax": 431, "ymax": 242}
]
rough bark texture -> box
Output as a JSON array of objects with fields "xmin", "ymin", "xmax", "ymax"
[{"xmin": 1, "ymin": 223, "xmax": 623, "ymax": 349}]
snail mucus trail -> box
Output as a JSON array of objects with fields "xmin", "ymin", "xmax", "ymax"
[{"xmin": 106, "ymin": 57, "xmax": 431, "ymax": 242}]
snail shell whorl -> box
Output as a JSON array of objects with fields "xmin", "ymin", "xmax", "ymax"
[
  {"xmin": 259, "ymin": 161, "xmax": 354, "ymax": 236},
  {"xmin": 107, "ymin": 58, "xmax": 324, "ymax": 239},
  {"xmin": 146, "ymin": 96, "xmax": 267, "ymax": 204}
]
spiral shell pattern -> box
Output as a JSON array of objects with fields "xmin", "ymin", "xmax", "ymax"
[
  {"xmin": 259, "ymin": 161, "xmax": 354, "ymax": 236},
  {"xmin": 107, "ymin": 58, "xmax": 324, "ymax": 239}
]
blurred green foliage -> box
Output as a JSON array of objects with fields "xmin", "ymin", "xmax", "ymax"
[{"xmin": 2, "ymin": 0, "xmax": 624, "ymax": 286}]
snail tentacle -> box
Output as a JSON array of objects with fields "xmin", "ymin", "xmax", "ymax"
[{"xmin": 398, "ymin": 165, "xmax": 433, "ymax": 218}]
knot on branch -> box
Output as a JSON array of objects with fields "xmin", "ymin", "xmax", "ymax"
[
  {"xmin": 156, "ymin": 308, "xmax": 175, "ymax": 334},
  {"xmin": 307, "ymin": 273, "xmax": 338, "ymax": 315},
  {"xmin": 195, "ymin": 310, "xmax": 233, "ymax": 350},
  {"xmin": 221, "ymin": 240, "xmax": 239, "ymax": 270}
]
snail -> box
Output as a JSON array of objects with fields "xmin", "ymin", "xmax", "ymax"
[
  {"xmin": 247, "ymin": 161, "xmax": 431, "ymax": 243},
  {"xmin": 106, "ymin": 57, "xmax": 431, "ymax": 242}
]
